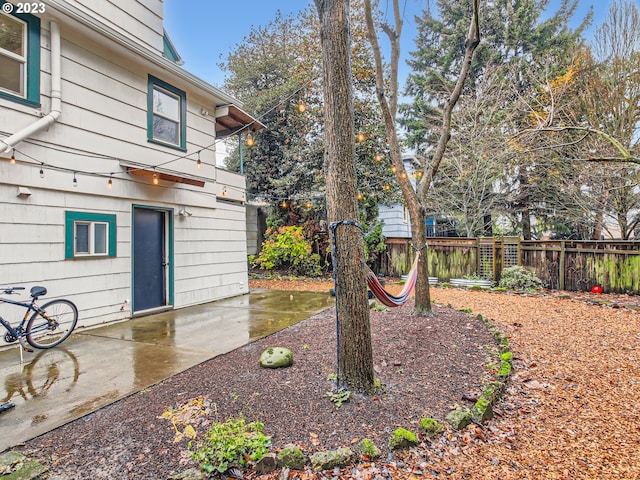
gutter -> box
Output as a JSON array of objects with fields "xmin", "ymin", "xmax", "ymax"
[{"xmin": 1, "ymin": 20, "xmax": 61, "ymax": 153}]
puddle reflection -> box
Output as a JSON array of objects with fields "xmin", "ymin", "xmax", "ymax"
[{"xmin": 2, "ymin": 348, "xmax": 80, "ymax": 406}]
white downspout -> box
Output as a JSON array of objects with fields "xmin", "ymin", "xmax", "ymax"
[{"xmin": 1, "ymin": 20, "xmax": 61, "ymax": 153}]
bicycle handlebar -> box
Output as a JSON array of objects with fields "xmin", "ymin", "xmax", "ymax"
[{"xmin": 1, "ymin": 287, "xmax": 25, "ymax": 295}]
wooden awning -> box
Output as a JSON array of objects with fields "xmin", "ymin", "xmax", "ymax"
[
  {"xmin": 121, "ymin": 161, "xmax": 206, "ymax": 187},
  {"xmin": 215, "ymin": 104, "xmax": 266, "ymax": 138}
]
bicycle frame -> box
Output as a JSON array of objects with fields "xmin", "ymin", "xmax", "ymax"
[{"xmin": 0, "ymin": 296, "xmax": 44, "ymax": 352}]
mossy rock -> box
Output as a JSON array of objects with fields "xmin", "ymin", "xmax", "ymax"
[
  {"xmin": 472, "ymin": 396, "xmax": 494, "ymax": 422},
  {"xmin": 0, "ymin": 451, "xmax": 49, "ymax": 480},
  {"xmin": 259, "ymin": 347, "xmax": 293, "ymax": 368},
  {"xmin": 277, "ymin": 445, "xmax": 306, "ymax": 470},
  {"xmin": 419, "ymin": 418, "xmax": 444, "ymax": 438},
  {"xmin": 445, "ymin": 405, "xmax": 472, "ymax": 430},
  {"xmin": 309, "ymin": 447, "xmax": 354, "ymax": 471},
  {"xmin": 389, "ymin": 427, "xmax": 418, "ymax": 450}
]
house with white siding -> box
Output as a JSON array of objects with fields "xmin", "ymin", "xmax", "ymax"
[{"xmin": 0, "ymin": 0, "xmax": 263, "ymax": 328}]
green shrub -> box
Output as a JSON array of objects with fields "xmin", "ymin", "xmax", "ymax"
[
  {"xmin": 498, "ymin": 266, "xmax": 544, "ymax": 292},
  {"xmin": 253, "ymin": 226, "xmax": 321, "ymax": 276},
  {"xmin": 356, "ymin": 438, "xmax": 381, "ymax": 459},
  {"xmin": 190, "ymin": 418, "xmax": 270, "ymax": 474}
]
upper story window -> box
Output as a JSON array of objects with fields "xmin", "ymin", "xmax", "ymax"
[
  {"xmin": 147, "ymin": 75, "xmax": 186, "ymax": 150},
  {"xmin": 0, "ymin": 4, "xmax": 40, "ymax": 106}
]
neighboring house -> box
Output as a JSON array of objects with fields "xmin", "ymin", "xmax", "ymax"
[
  {"xmin": 0, "ymin": 0, "xmax": 263, "ymax": 328},
  {"xmin": 378, "ymin": 157, "xmax": 457, "ymax": 240}
]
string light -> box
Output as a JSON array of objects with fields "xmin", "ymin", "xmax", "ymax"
[
  {"xmin": 73, "ymin": 172, "xmax": 78, "ymax": 187},
  {"xmin": 391, "ymin": 165, "xmax": 397, "ymax": 173},
  {"xmin": 356, "ymin": 133, "xmax": 365, "ymax": 142},
  {"xmin": 10, "ymin": 152, "xmax": 15, "ymax": 164},
  {"xmin": 375, "ymin": 154, "xmax": 382, "ymax": 162},
  {"xmin": 306, "ymin": 201, "xmax": 312, "ymax": 209},
  {"xmin": 39, "ymin": 163, "xmax": 44, "ymax": 178},
  {"xmin": 152, "ymin": 169, "xmax": 159, "ymax": 185},
  {"xmin": 281, "ymin": 201, "xmax": 288, "ymax": 209},
  {"xmin": 107, "ymin": 174, "xmax": 113, "ymax": 188},
  {"xmin": 297, "ymin": 101, "xmax": 306, "ymax": 113},
  {"xmin": 221, "ymin": 187, "xmax": 227, "ymax": 196},
  {"xmin": 196, "ymin": 151, "xmax": 201, "ymax": 169},
  {"xmin": 246, "ymin": 133, "xmax": 255, "ymax": 147},
  {"xmin": 357, "ymin": 193, "xmax": 363, "ymax": 200}
]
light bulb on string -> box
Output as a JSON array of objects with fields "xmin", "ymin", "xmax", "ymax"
[
  {"xmin": 107, "ymin": 174, "xmax": 113, "ymax": 189},
  {"xmin": 152, "ymin": 169, "xmax": 159, "ymax": 185},
  {"xmin": 10, "ymin": 152, "xmax": 15, "ymax": 164},
  {"xmin": 196, "ymin": 151, "xmax": 201, "ymax": 169},
  {"xmin": 391, "ymin": 165, "xmax": 397, "ymax": 173},
  {"xmin": 73, "ymin": 172, "xmax": 78, "ymax": 187},
  {"xmin": 375, "ymin": 154, "xmax": 382, "ymax": 162},
  {"xmin": 357, "ymin": 193, "xmax": 363, "ymax": 201},
  {"xmin": 246, "ymin": 133, "xmax": 255, "ymax": 147},
  {"xmin": 297, "ymin": 101, "xmax": 306, "ymax": 113},
  {"xmin": 39, "ymin": 164, "xmax": 44, "ymax": 178},
  {"xmin": 356, "ymin": 133, "xmax": 365, "ymax": 143},
  {"xmin": 306, "ymin": 201, "xmax": 312, "ymax": 209}
]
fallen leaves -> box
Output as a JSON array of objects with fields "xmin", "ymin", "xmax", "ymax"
[{"xmin": 159, "ymin": 395, "xmax": 215, "ymax": 443}]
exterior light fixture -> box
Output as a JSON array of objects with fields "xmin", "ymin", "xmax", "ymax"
[{"xmin": 246, "ymin": 134, "xmax": 255, "ymax": 147}]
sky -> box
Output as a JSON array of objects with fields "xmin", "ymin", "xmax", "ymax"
[{"xmin": 163, "ymin": 0, "xmax": 612, "ymax": 89}]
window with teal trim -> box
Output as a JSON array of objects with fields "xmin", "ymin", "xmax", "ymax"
[
  {"xmin": 0, "ymin": 3, "xmax": 41, "ymax": 106},
  {"xmin": 65, "ymin": 212, "xmax": 117, "ymax": 259},
  {"xmin": 147, "ymin": 75, "xmax": 186, "ymax": 150}
]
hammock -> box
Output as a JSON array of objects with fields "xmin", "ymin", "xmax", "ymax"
[{"xmin": 366, "ymin": 253, "xmax": 420, "ymax": 307}]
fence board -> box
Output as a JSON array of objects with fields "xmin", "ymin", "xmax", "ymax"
[{"xmin": 379, "ymin": 237, "xmax": 640, "ymax": 293}]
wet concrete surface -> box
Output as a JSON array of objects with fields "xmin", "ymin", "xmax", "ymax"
[{"xmin": 0, "ymin": 289, "xmax": 333, "ymax": 452}]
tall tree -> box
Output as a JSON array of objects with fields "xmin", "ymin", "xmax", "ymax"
[
  {"xmin": 221, "ymin": 5, "xmax": 398, "ymax": 225},
  {"xmin": 516, "ymin": 0, "xmax": 640, "ymax": 238},
  {"xmin": 403, "ymin": 0, "xmax": 590, "ymax": 240},
  {"xmin": 364, "ymin": 0, "xmax": 480, "ymax": 313},
  {"xmin": 314, "ymin": 0, "xmax": 375, "ymax": 393}
]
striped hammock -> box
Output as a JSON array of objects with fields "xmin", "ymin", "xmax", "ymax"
[{"xmin": 366, "ymin": 253, "xmax": 420, "ymax": 307}]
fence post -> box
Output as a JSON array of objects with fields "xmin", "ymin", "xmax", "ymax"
[
  {"xmin": 476, "ymin": 237, "xmax": 481, "ymax": 276},
  {"xmin": 559, "ymin": 240, "xmax": 565, "ymax": 291}
]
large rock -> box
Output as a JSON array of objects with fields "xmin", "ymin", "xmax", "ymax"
[{"xmin": 259, "ymin": 347, "xmax": 293, "ymax": 368}]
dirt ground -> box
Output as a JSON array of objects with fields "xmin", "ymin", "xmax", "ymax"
[{"xmin": 15, "ymin": 279, "xmax": 640, "ymax": 479}]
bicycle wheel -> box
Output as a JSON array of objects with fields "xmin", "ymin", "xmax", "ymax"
[{"xmin": 26, "ymin": 299, "xmax": 78, "ymax": 349}]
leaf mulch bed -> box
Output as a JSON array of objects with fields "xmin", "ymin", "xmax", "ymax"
[{"xmin": 16, "ymin": 281, "xmax": 640, "ymax": 479}]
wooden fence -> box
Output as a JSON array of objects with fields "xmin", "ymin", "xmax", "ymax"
[{"xmin": 377, "ymin": 237, "xmax": 640, "ymax": 294}]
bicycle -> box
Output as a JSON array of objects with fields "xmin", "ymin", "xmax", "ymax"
[{"xmin": 0, "ymin": 286, "xmax": 78, "ymax": 352}]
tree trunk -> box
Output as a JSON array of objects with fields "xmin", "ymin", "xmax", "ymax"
[
  {"xmin": 315, "ymin": 0, "xmax": 375, "ymax": 393},
  {"xmin": 411, "ymin": 207, "xmax": 431, "ymax": 315}
]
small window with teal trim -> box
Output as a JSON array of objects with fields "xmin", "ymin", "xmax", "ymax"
[
  {"xmin": 0, "ymin": 3, "xmax": 41, "ymax": 106},
  {"xmin": 65, "ymin": 212, "xmax": 116, "ymax": 259},
  {"xmin": 147, "ymin": 75, "xmax": 186, "ymax": 150}
]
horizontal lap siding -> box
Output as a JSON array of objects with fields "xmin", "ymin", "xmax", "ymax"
[
  {"xmin": 65, "ymin": 0, "xmax": 164, "ymax": 54},
  {"xmin": 1, "ymin": 13, "xmax": 249, "ymax": 328}
]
